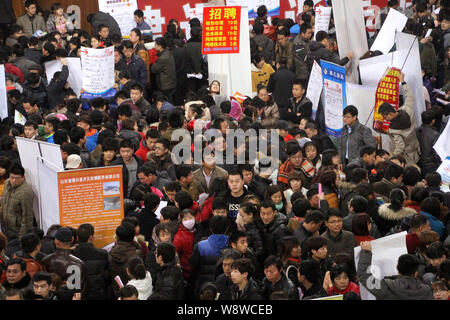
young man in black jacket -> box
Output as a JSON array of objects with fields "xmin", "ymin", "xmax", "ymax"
[{"xmin": 416, "ymin": 109, "xmax": 442, "ymax": 177}]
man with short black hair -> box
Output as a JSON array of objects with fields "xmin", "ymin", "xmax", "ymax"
[
  {"xmin": 134, "ymin": 9, "xmax": 152, "ymax": 34},
  {"xmin": 14, "ymin": 232, "xmax": 46, "ymax": 278},
  {"xmin": 0, "ymin": 164, "xmax": 35, "ymax": 237},
  {"xmin": 148, "ymin": 138, "xmax": 173, "ymax": 173},
  {"xmin": 4, "ymin": 258, "xmax": 31, "ymax": 290},
  {"xmin": 347, "ymin": 146, "xmax": 377, "ymax": 170},
  {"xmin": 175, "ymin": 165, "xmax": 200, "ymax": 202},
  {"xmin": 72, "ymin": 223, "xmax": 110, "ymax": 300},
  {"xmin": 358, "ymin": 241, "xmax": 433, "ymax": 299},
  {"xmin": 259, "ymin": 200, "xmax": 290, "ymax": 257},
  {"xmin": 121, "ymin": 40, "xmax": 148, "ymax": 87},
  {"xmin": 129, "ymin": 83, "xmax": 151, "ymax": 114},
  {"xmin": 16, "ymin": 0, "xmax": 47, "ymax": 38},
  {"xmin": 416, "ymin": 109, "xmax": 441, "ymax": 177},
  {"xmin": 339, "ymin": 105, "xmax": 377, "ymax": 166},
  {"xmin": 262, "ymin": 255, "xmax": 298, "ymax": 300},
  {"xmin": 112, "ymin": 139, "xmax": 143, "ymax": 198},
  {"xmin": 32, "ymin": 271, "xmax": 56, "ymax": 300},
  {"xmin": 286, "ymin": 80, "xmax": 312, "ymax": 124},
  {"xmin": 294, "ymin": 210, "xmax": 325, "ymax": 249},
  {"xmin": 321, "ymin": 209, "xmax": 356, "ymax": 259},
  {"xmin": 372, "ymin": 163, "xmax": 405, "ymax": 200},
  {"xmin": 292, "ymin": 23, "xmax": 313, "ymax": 81},
  {"xmin": 221, "ymin": 169, "xmax": 249, "ymax": 220},
  {"xmin": 275, "ymin": 27, "xmax": 294, "ymax": 71},
  {"xmin": 193, "ymin": 153, "xmax": 228, "ymax": 195},
  {"xmin": 230, "ymin": 258, "xmax": 263, "ymax": 300}
]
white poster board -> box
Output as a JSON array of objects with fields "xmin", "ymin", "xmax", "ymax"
[
  {"xmin": 45, "ymin": 58, "xmax": 83, "ymax": 98},
  {"xmin": 38, "ymin": 159, "xmax": 60, "ymax": 232},
  {"xmin": 314, "ymin": 6, "xmax": 331, "ymax": 40},
  {"xmin": 370, "ymin": 8, "xmax": 408, "ymax": 54},
  {"xmin": 0, "ymin": 65, "xmax": 7, "ymax": 121},
  {"xmin": 14, "ymin": 110, "xmax": 26, "ymax": 125},
  {"xmin": 332, "ymin": 0, "xmax": 368, "ymax": 84},
  {"xmin": 434, "ymin": 120, "xmax": 450, "ymax": 161},
  {"xmin": 354, "ymin": 232, "xmax": 408, "ymax": 300},
  {"xmin": 80, "ymin": 46, "xmax": 115, "ymax": 94},
  {"xmin": 208, "ymin": 7, "xmax": 252, "ymax": 98},
  {"xmin": 16, "ymin": 137, "xmax": 64, "ymax": 231},
  {"xmin": 306, "ymin": 61, "xmax": 323, "ymax": 120},
  {"xmin": 98, "ymin": 0, "xmax": 138, "ymax": 37},
  {"xmin": 437, "ymin": 157, "xmax": 450, "ymax": 184}
]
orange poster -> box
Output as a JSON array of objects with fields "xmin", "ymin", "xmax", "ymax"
[{"xmin": 57, "ymin": 166, "xmax": 124, "ymax": 248}]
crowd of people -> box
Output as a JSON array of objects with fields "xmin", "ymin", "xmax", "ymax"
[{"xmin": 0, "ymin": 0, "xmax": 449, "ymax": 301}]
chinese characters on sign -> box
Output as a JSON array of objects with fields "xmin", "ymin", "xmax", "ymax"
[
  {"xmin": 202, "ymin": 6, "xmax": 241, "ymax": 55},
  {"xmin": 58, "ymin": 166, "xmax": 124, "ymax": 248},
  {"xmin": 321, "ymin": 60, "xmax": 346, "ymax": 138},
  {"xmin": 373, "ymin": 67, "xmax": 400, "ymax": 134}
]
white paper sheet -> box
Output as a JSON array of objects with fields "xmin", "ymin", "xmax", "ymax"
[
  {"xmin": 0, "ymin": 65, "xmax": 7, "ymax": 120},
  {"xmin": 306, "ymin": 61, "xmax": 323, "ymax": 120},
  {"xmin": 80, "ymin": 46, "xmax": 115, "ymax": 94},
  {"xmin": 371, "ymin": 9, "xmax": 408, "ymax": 54},
  {"xmin": 354, "ymin": 231, "xmax": 408, "ymax": 300},
  {"xmin": 45, "ymin": 58, "xmax": 83, "ymax": 98}
]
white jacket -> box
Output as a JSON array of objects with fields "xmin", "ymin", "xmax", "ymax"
[{"xmin": 127, "ymin": 271, "xmax": 153, "ymax": 300}]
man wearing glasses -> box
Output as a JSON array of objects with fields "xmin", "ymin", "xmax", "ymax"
[{"xmin": 321, "ymin": 208, "xmax": 356, "ymax": 259}]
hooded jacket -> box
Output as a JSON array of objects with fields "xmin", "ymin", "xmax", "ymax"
[
  {"xmin": 251, "ymin": 63, "xmax": 275, "ymax": 93},
  {"xmin": 373, "ymin": 204, "xmax": 417, "ymax": 236},
  {"xmin": 357, "ymin": 250, "xmax": 433, "ymax": 300},
  {"xmin": 253, "ymin": 34, "xmax": 275, "ymax": 64},
  {"xmin": 388, "ymin": 84, "xmax": 420, "ymax": 166},
  {"xmin": 190, "ymin": 234, "xmax": 229, "ymax": 288},
  {"xmin": 108, "ymin": 240, "xmax": 142, "ymax": 297},
  {"xmin": 127, "ymin": 271, "xmax": 153, "ymax": 300}
]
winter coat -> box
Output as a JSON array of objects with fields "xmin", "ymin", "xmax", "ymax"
[
  {"xmin": 261, "ymin": 213, "xmax": 291, "ymax": 257},
  {"xmin": 285, "ymin": 95, "xmax": 313, "ymax": 124},
  {"xmin": 275, "ymin": 41, "xmax": 294, "ymax": 71},
  {"xmin": 108, "ymin": 240, "xmax": 142, "ymax": 297},
  {"xmin": 215, "ymin": 273, "xmax": 233, "ymax": 300},
  {"xmin": 111, "ymin": 155, "xmax": 143, "ymax": 199},
  {"xmin": 184, "ymin": 40, "xmax": 207, "ymax": 76},
  {"xmin": 267, "ymin": 67, "xmax": 295, "ymax": 110},
  {"xmin": 47, "ymin": 64, "xmax": 69, "ymax": 109},
  {"xmin": 46, "ymin": 13, "xmax": 74, "ymax": 34},
  {"xmin": 253, "ymin": 34, "xmax": 275, "ymax": 64},
  {"xmin": 263, "ymin": 274, "xmax": 299, "ymax": 300},
  {"xmin": 22, "ymin": 79, "xmax": 49, "ymax": 110},
  {"xmin": 292, "ymin": 36, "xmax": 311, "ymax": 80},
  {"xmin": 416, "ymin": 124, "xmax": 441, "ymax": 170},
  {"xmin": 121, "ymin": 54, "xmax": 148, "ymax": 87},
  {"xmin": 11, "ymin": 56, "xmax": 35, "ymax": 80},
  {"xmin": 338, "ymin": 119, "xmax": 377, "ymax": 166},
  {"xmin": 72, "ymin": 242, "xmax": 110, "ymax": 300},
  {"xmin": 16, "ymin": 14, "xmax": 47, "ymax": 38},
  {"xmin": 251, "ymin": 63, "xmax": 275, "ymax": 93},
  {"xmin": 247, "ymin": 174, "xmax": 272, "ymax": 200},
  {"xmin": 309, "ymin": 41, "xmax": 334, "ymax": 65},
  {"xmin": 89, "ymin": 11, "xmax": 121, "ymax": 37},
  {"xmin": 127, "ymin": 271, "xmax": 153, "ymax": 300},
  {"xmin": 372, "ymin": 178, "xmax": 406, "ymax": 202},
  {"xmin": 420, "ymin": 211, "xmax": 445, "ymax": 239},
  {"xmin": 321, "ymin": 229, "xmax": 356, "ymax": 259},
  {"xmin": 244, "ymin": 221, "xmax": 265, "ymax": 262},
  {"xmin": 151, "ymin": 260, "xmax": 185, "ymax": 299},
  {"xmin": 136, "ymin": 208, "xmax": 159, "ymax": 242},
  {"xmin": 151, "ymin": 49, "xmax": 177, "ymax": 91},
  {"xmin": 388, "ymin": 84, "xmax": 420, "ymax": 166},
  {"xmin": 190, "ymin": 234, "xmax": 229, "ymax": 289},
  {"xmin": 357, "ymin": 249, "xmax": 433, "ymax": 300},
  {"xmin": 0, "ymin": 179, "xmax": 35, "ymax": 237},
  {"xmin": 257, "ymin": 96, "xmax": 279, "ymax": 129},
  {"xmin": 173, "ymin": 223, "xmax": 196, "ymax": 279},
  {"xmin": 231, "ymin": 277, "xmax": 264, "ymax": 300},
  {"xmin": 193, "ymin": 166, "xmax": 228, "ymax": 195},
  {"xmin": 373, "ymin": 204, "xmax": 417, "ymax": 236},
  {"xmin": 41, "ymin": 249, "xmax": 87, "ymax": 291}
]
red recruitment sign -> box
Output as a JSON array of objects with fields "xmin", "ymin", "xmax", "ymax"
[
  {"xmin": 373, "ymin": 67, "xmax": 400, "ymax": 134},
  {"xmin": 202, "ymin": 6, "xmax": 241, "ymax": 55}
]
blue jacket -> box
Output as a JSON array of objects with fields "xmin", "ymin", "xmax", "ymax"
[
  {"xmin": 121, "ymin": 54, "xmax": 148, "ymax": 87},
  {"xmin": 85, "ymin": 130, "xmax": 99, "ymax": 153},
  {"xmin": 420, "ymin": 211, "xmax": 445, "ymax": 238}
]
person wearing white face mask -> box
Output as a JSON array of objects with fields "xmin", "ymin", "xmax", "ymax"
[{"xmin": 173, "ymin": 209, "xmax": 200, "ymax": 281}]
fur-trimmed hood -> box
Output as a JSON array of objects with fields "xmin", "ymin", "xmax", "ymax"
[{"xmin": 378, "ymin": 203, "xmax": 417, "ymax": 221}]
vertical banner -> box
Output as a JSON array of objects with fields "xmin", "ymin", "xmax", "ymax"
[
  {"xmin": 57, "ymin": 166, "xmax": 124, "ymax": 248},
  {"xmin": 0, "ymin": 64, "xmax": 7, "ymax": 120},
  {"xmin": 80, "ymin": 46, "xmax": 115, "ymax": 94},
  {"xmin": 306, "ymin": 61, "xmax": 323, "ymax": 121},
  {"xmin": 314, "ymin": 6, "xmax": 332, "ymax": 40},
  {"xmin": 202, "ymin": 6, "xmax": 241, "ymax": 55},
  {"xmin": 321, "ymin": 60, "xmax": 346, "ymax": 138},
  {"xmin": 373, "ymin": 67, "xmax": 400, "ymax": 134},
  {"xmin": 45, "ymin": 58, "xmax": 83, "ymax": 98},
  {"xmin": 98, "ymin": 0, "xmax": 138, "ymax": 37}
]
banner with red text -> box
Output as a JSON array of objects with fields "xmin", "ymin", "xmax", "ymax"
[{"xmin": 373, "ymin": 67, "xmax": 400, "ymax": 134}]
